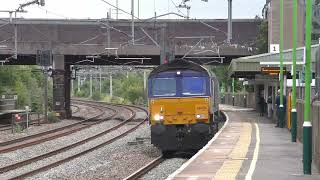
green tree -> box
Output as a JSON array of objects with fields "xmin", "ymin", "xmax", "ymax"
[
  {"xmin": 210, "ymin": 66, "xmax": 231, "ymax": 92},
  {"xmin": 0, "ymin": 65, "xmax": 45, "ymax": 112},
  {"xmin": 255, "ymin": 20, "xmax": 268, "ymax": 54},
  {"xmin": 73, "ymin": 70, "xmax": 148, "ymax": 105},
  {"xmin": 210, "ymin": 65, "xmax": 246, "ymax": 93}
]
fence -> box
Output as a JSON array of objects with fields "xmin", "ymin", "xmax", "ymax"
[{"xmin": 224, "ymin": 92, "xmax": 256, "ymax": 109}]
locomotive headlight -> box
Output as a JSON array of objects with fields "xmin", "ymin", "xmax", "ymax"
[
  {"xmin": 154, "ymin": 114, "xmax": 160, "ymax": 121},
  {"xmin": 196, "ymin": 114, "xmax": 205, "ymax": 119},
  {"xmin": 154, "ymin": 114, "xmax": 164, "ymax": 121}
]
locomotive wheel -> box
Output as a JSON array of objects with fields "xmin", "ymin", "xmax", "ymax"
[{"xmin": 162, "ymin": 150, "xmax": 175, "ymax": 158}]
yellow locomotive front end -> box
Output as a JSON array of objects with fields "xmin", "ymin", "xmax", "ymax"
[
  {"xmin": 150, "ymin": 97, "xmax": 210, "ymax": 125},
  {"xmin": 148, "ymin": 60, "xmax": 217, "ymax": 153}
]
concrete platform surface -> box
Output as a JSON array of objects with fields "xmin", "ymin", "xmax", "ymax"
[{"xmin": 167, "ymin": 105, "xmax": 320, "ymax": 180}]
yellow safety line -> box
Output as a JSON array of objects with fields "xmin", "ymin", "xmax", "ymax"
[
  {"xmin": 245, "ymin": 123, "xmax": 260, "ymax": 180},
  {"xmin": 214, "ymin": 122, "xmax": 252, "ymax": 180}
]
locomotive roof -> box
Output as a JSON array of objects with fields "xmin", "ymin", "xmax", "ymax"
[{"xmin": 149, "ymin": 59, "xmax": 210, "ymax": 77}]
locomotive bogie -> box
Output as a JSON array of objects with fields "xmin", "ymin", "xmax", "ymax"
[{"xmin": 151, "ymin": 123, "xmax": 213, "ymax": 151}]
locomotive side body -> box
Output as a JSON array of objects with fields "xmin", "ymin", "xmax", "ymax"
[{"xmin": 148, "ymin": 60, "xmax": 219, "ymax": 152}]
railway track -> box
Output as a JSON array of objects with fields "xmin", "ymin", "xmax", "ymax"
[
  {"xmin": 5, "ymin": 103, "xmax": 148, "ymax": 179},
  {"xmin": 70, "ymin": 104, "xmax": 81, "ymax": 114},
  {"xmin": 0, "ymin": 101, "xmax": 116, "ymax": 153},
  {"xmin": 124, "ymin": 156, "xmax": 164, "ymax": 180},
  {"xmin": 0, "ymin": 124, "xmax": 13, "ymax": 132}
]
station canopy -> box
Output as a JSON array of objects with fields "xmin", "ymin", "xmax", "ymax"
[{"xmin": 229, "ymin": 44, "xmax": 319, "ymax": 79}]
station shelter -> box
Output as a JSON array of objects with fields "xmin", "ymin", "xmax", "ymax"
[{"xmin": 228, "ymin": 44, "xmax": 319, "ymax": 125}]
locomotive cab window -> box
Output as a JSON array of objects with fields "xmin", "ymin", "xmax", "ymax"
[
  {"xmin": 182, "ymin": 77, "xmax": 206, "ymax": 96},
  {"xmin": 152, "ymin": 78, "xmax": 176, "ymax": 96}
]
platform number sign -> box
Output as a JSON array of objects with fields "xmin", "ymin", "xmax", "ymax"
[{"xmin": 270, "ymin": 44, "xmax": 280, "ymax": 54}]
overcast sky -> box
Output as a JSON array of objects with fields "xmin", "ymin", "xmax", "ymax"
[{"xmin": 0, "ymin": 0, "xmax": 266, "ymax": 19}]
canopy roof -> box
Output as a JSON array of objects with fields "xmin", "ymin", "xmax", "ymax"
[{"xmin": 229, "ymin": 44, "xmax": 319, "ymax": 78}]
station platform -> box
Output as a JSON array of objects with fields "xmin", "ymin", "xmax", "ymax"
[{"xmin": 167, "ymin": 105, "xmax": 320, "ymax": 180}]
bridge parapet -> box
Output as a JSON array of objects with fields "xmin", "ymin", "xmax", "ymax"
[
  {"xmin": 0, "ymin": 18, "xmax": 260, "ymax": 62},
  {"xmin": 0, "ymin": 41, "xmax": 254, "ymax": 57}
]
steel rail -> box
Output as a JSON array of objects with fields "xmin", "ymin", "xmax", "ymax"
[
  {"xmin": 70, "ymin": 104, "xmax": 81, "ymax": 114},
  {"xmin": 8, "ymin": 105, "xmax": 148, "ymax": 180},
  {"xmin": 72, "ymin": 99, "xmax": 148, "ymax": 112},
  {"xmin": 123, "ymin": 156, "xmax": 164, "ymax": 180}
]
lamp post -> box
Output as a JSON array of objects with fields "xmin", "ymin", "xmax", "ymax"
[
  {"xmin": 279, "ymin": 0, "xmax": 285, "ymax": 128},
  {"xmin": 291, "ymin": 0, "xmax": 298, "ymax": 142},
  {"xmin": 303, "ymin": 0, "xmax": 313, "ymax": 174}
]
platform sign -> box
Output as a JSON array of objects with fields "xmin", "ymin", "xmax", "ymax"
[
  {"xmin": 261, "ymin": 67, "xmax": 286, "ymax": 76},
  {"xmin": 270, "ymin": 44, "xmax": 280, "ymax": 53}
]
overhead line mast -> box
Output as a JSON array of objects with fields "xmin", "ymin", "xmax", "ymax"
[{"xmin": 0, "ymin": 0, "xmax": 45, "ymax": 59}]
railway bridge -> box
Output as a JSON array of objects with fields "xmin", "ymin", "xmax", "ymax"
[
  {"xmin": 0, "ymin": 18, "xmax": 260, "ymax": 118},
  {"xmin": 0, "ymin": 18, "xmax": 260, "ymax": 65}
]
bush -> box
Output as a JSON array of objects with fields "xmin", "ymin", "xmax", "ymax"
[
  {"xmin": 0, "ymin": 66, "xmax": 45, "ymax": 111},
  {"xmin": 134, "ymin": 96, "xmax": 146, "ymax": 106},
  {"xmin": 92, "ymin": 91, "xmax": 102, "ymax": 101},
  {"xmin": 74, "ymin": 90, "xmax": 87, "ymax": 97},
  {"xmin": 110, "ymin": 96, "xmax": 125, "ymax": 104},
  {"xmin": 14, "ymin": 123, "xmax": 23, "ymax": 133},
  {"xmin": 48, "ymin": 112, "xmax": 59, "ymax": 123}
]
